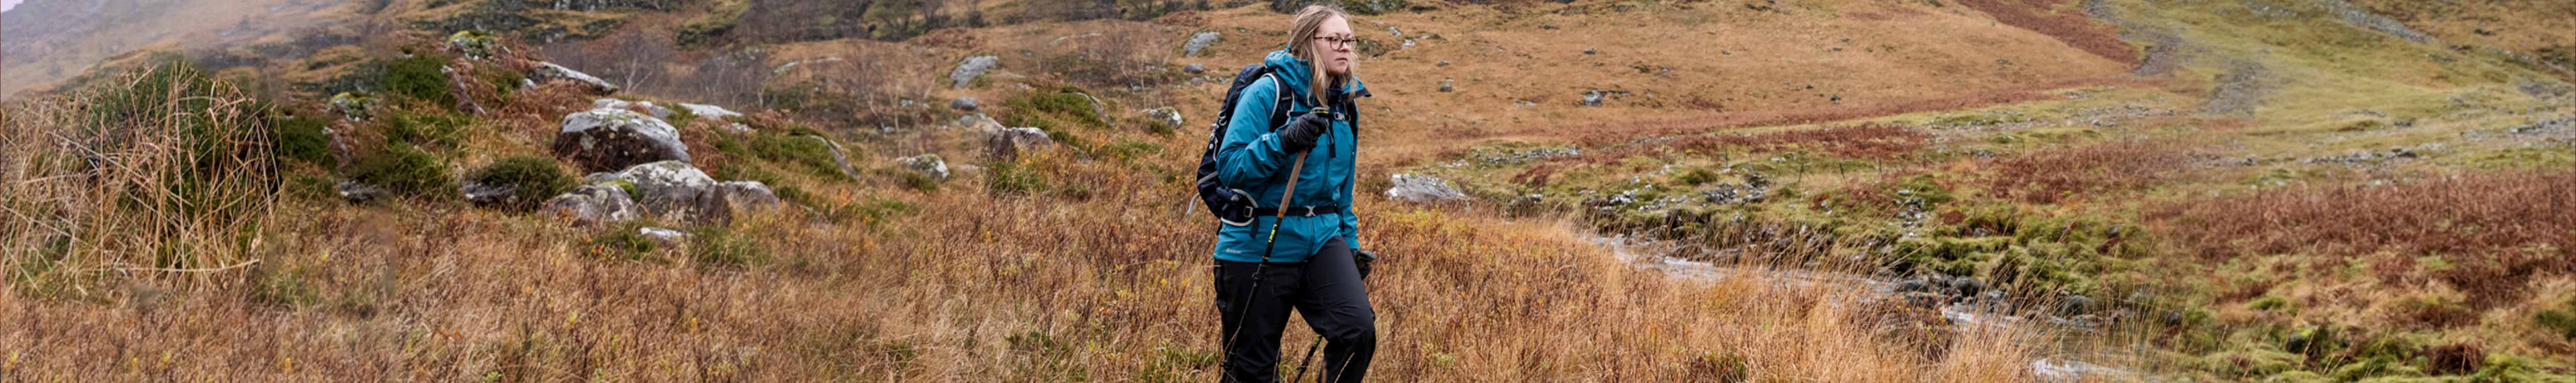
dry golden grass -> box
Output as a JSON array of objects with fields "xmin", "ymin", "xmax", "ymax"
[{"xmin": 0, "ymin": 104, "xmax": 2060, "ymax": 382}]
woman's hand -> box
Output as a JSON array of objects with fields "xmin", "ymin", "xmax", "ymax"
[{"xmin": 1277, "ymin": 113, "xmax": 1332, "ymax": 153}]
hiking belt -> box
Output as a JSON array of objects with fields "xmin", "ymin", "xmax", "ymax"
[{"xmin": 1251, "ymin": 206, "xmax": 1345, "ymax": 217}]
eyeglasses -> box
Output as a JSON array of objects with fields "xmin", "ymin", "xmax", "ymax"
[{"xmin": 1313, "ymin": 36, "xmax": 1359, "ymax": 49}]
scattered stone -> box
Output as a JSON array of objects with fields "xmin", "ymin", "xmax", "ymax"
[
  {"xmin": 959, "ymin": 114, "xmax": 1006, "ymax": 133},
  {"xmin": 1438, "ymin": 78, "xmax": 1453, "ymax": 92},
  {"xmin": 1142, "ymin": 107, "xmax": 1184, "ymax": 128},
  {"xmin": 949, "ymin": 56, "xmax": 1001, "ymax": 89},
  {"xmin": 1183, "ymin": 63, "xmax": 1207, "ymax": 74},
  {"xmin": 677, "ymin": 103, "xmax": 743, "ymax": 120},
  {"xmin": 719, "ymin": 123, "xmax": 753, "ymax": 134},
  {"xmin": 638, "ymin": 227, "xmax": 689, "ymax": 245},
  {"xmin": 543, "ymin": 183, "xmax": 642, "ymax": 226},
  {"xmin": 897, "ymin": 154, "xmax": 951, "ymax": 180},
  {"xmin": 330, "ymin": 92, "xmax": 376, "ymax": 121},
  {"xmin": 552, "ymin": 107, "xmax": 691, "ymax": 173},
  {"xmin": 336, "ymin": 180, "xmax": 385, "ymax": 203},
  {"xmin": 446, "ymin": 30, "xmax": 500, "ymax": 59},
  {"xmin": 1582, "ymin": 90, "xmax": 1605, "ymax": 107},
  {"xmin": 1385, "ymin": 173, "xmax": 1468, "ymax": 204},
  {"xmin": 950, "ymin": 97, "xmax": 980, "ymax": 111},
  {"xmin": 531, "ymin": 61, "xmax": 618, "ymax": 94},
  {"xmin": 1436, "ymin": 60, "xmax": 1451, "ymax": 66},
  {"xmin": 2059, "ymin": 295, "xmax": 2097, "ymax": 316},
  {"xmin": 987, "ymin": 127, "xmax": 1055, "ymax": 159},
  {"xmin": 461, "ymin": 180, "xmax": 516, "ymax": 206},
  {"xmin": 1184, "ymin": 32, "xmax": 1222, "ymax": 57},
  {"xmin": 1584, "ymin": 48, "xmax": 1597, "ymax": 55}
]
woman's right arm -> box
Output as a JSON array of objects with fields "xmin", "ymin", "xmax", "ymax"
[{"xmin": 1215, "ymin": 79, "xmax": 1290, "ymax": 189}]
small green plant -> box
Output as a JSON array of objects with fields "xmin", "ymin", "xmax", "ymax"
[
  {"xmin": 270, "ymin": 112, "xmax": 333, "ymax": 165},
  {"xmin": 384, "ymin": 55, "xmax": 455, "ymax": 109},
  {"xmin": 383, "ymin": 111, "xmax": 471, "ymax": 149},
  {"xmin": 986, "ymin": 162, "xmax": 1048, "ymax": 196},
  {"xmin": 584, "ymin": 229, "xmax": 660, "ymax": 261},
  {"xmin": 2533, "ymin": 298, "xmax": 2576, "ymax": 339},
  {"xmin": 464, "ymin": 157, "xmax": 576, "ymax": 211},
  {"xmin": 714, "ymin": 133, "xmax": 852, "ymax": 182},
  {"xmin": 691, "ymin": 227, "xmax": 769, "ymax": 268},
  {"xmin": 343, "ymin": 144, "xmax": 453, "ymax": 200}
]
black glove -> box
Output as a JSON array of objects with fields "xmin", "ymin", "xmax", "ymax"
[
  {"xmin": 1276, "ymin": 112, "xmax": 1331, "ymax": 153},
  {"xmin": 1354, "ymin": 250, "xmax": 1378, "ymax": 278}
]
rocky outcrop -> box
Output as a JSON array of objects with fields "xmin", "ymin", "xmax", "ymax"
[
  {"xmin": 986, "ymin": 127, "xmax": 1054, "ymax": 160},
  {"xmin": 544, "ymin": 183, "xmax": 642, "ymax": 226},
  {"xmin": 531, "ymin": 61, "xmax": 619, "ymax": 94},
  {"xmin": 594, "ymin": 98, "xmax": 674, "ymax": 119},
  {"xmin": 897, "ymin": 154, "xmax": 951, "ymax": 180},
  {"xmin": 949, "ymin": 56, "xmax": 999, "ymax": 89},
  {"xmin": 552, "ymin": 107, "xmax": 691, "ymax": 173},
  {"xmin": 1385, "ymin": 174, "xmax": 1469, "ymax": 204},
  {"xmin": 578, "ymin": 161, "xmax": 779, "ymax": 223}
]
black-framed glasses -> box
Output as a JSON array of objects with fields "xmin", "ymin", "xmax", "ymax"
[{"xmin": 1314, "ymin": 36, "xmax": 1359, "ymax": 49}]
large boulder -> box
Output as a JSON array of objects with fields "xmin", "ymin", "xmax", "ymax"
[
  {"xmin": 582, "ymin": 161, "xmax": 779, "ymax": 222},
  {"xmin": 949, "ymin": 56, "xmax": 1000, "ymax": 89},
  {"xmin": 1385, "ymin": 173, "xmax": 1469, "ymax": 204},
  {"xmin": 553, "ymin": 108, "xmax": 691, "ymax": 173},
  {"xmin": 593, "ymin": 99, "xmax": 674, "ymax": 119},
  {"xmin": 544, "ymin": 184, "xmax": 642, "ymax": 226},
  {"xmin": 986, "ymin": 127, "xmax": 1054, "ymax": 160},
  {"xmin": 531, "ymin": 61, "xmax": 619, "ymax": 94}
]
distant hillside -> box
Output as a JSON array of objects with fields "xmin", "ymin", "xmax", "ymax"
[{"xmin": 0, "ymin": 0, "xmax": 359, "ymax": 98}]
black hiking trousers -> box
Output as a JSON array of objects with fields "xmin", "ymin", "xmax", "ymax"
[{"xmin": 1215, "ymin": 236, "xmax": 1376, "ymax": 383}]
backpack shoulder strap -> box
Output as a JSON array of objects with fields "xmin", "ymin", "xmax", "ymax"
[{"xmin": 1263, "ymin": 73, "xmax": 1296, "ymax": 131}]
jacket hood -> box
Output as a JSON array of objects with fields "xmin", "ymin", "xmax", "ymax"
[{"xmin": 1262, "ymin": 50, "xmax": 1371, "ymax": 103}]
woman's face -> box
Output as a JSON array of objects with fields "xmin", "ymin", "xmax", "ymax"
[{"xmin": 1310, "ymin": 15, "xmax": 1356, "ymax": 76}]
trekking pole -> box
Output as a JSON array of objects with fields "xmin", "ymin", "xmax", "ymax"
[
  {"xmin": 1290, "ymin": 334, "xmax": 1325, "ymax": 382},
  {"xmin": 1224, "ymin": 108, "xmax": 1327, "ymax": 381}
]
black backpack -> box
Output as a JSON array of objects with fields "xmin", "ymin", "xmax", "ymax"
[{"xmin": 1195, "ymin": 64, "xmax": 1290, "ymax": 226}]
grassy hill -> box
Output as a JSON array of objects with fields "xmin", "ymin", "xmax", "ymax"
[{"xmin": 3, "ymin": 0, "xmax": 2572, "ymax": 380}]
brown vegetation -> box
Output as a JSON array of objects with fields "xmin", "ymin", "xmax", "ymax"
[
  {"xmin": 1952, "ymin": 0, "xmax": 2140, "ymax": 64},
  {"xmin": 1984, "ymin": 139, "xmax": 2195, "ymax": 204},
  {"xmin": 2151, "ymin": 171, "xmax": 2576, "ymax": 306}
]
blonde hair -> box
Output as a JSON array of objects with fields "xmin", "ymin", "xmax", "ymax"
[{"xmin": 1286, "ymin": 5, "xmax": 1352, "ymax": 107}]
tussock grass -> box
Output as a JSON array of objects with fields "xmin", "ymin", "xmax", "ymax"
[{"xmin": 2, "ymin": 62, "xmax": 278, "ymax": 300}]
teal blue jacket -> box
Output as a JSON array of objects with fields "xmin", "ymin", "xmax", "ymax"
[{"xmin": 1210, "ymin": 50, "xmax": 1369, "ymax": 264}]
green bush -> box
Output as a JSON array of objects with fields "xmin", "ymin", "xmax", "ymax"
[
  {"xmin": 714, "ymin": 133, "xmax": 851, "ymax": 181},
  {"xmin": 986, "ymin": 162, "xmax": 1048, "ymax": 196},
  {"xmin": 1005, "ymin": 87, "xmax": 1109, "ymax": 129},
  {"xmin": 383, "ymin": 111, "xmax": 470, "ymax": 149},
  {"xmin": 383, "ymin": 55, "xmax": 455, "ymax": 109},
  {"xmin": 464, "ymin": 156, "xmax": 576, "ymax": 211},
  {"xmin": 270, "ymin": 113, "xmax": 332, "ymax": 166},
  {"xmin": 344, "ymin": 144, "xmax": 453, "ymax": 200}
]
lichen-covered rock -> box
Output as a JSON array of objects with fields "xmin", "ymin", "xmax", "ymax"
[
  {"xmin": 330, "ymin": 92, "xmax": 376, "ymax": 121},
  {"xmin": 1142, "ymin": 107, "xmax": 1184, "ymax": 128},
  {"xmin": 531, "ymin": 61, "xmax": 619, "ymax": 94},
  {"xmin": 898, "ymin": 154, "xmax": 950, "ymax": 180},
  {"xmin": 552, "ymin": 108, "xmax": 690, "ymax": 173},
  {"xmin": 580, "ymin": 161, "xmax": 779, "ymax": 222},
  {"xmin": 949, "ymin": 97, "xmax": 979, "ymax": 111},
  {"xmin": 593, "ymin": 99, "xmax": 674, "ymax": 119},
  {"xmin": 1385, "ymin": 173, "xmax": 1468, "ymax": 204},
  {"xmin": 544, "ymin": 183, "xmax": 642, "ymax": 226},
  {"xmin": 1184, "ymin": 32, "xmax": 1221, "ymax": 57},
  {"xmin": 677, "ymin": 103, "xmax": 743, "ymax": 119},
  {"xmin": 949, "ymin": 56, "xmax": 1000, "ymax": 89},
  {"xmin": 446, "ymin": 30, "xmax": 500, "ymax": 59},
  {"xmin": 986, "ymin": 127, "xmax": 1054, "ymax": 160}
]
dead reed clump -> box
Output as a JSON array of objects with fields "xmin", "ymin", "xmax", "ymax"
[{"xmin": 2, "ymin": 61, "xmax": 278, "ymax": 300}]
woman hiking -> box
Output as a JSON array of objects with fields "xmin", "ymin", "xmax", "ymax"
[{"xmin": 1207, "ymin": 5, "xmax": 1377, "ymax": 382}]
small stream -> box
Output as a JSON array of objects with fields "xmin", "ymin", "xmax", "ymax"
[{"xmin": 1585, "ymin": 234, "xmax": 2156, "ymax": 382}]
